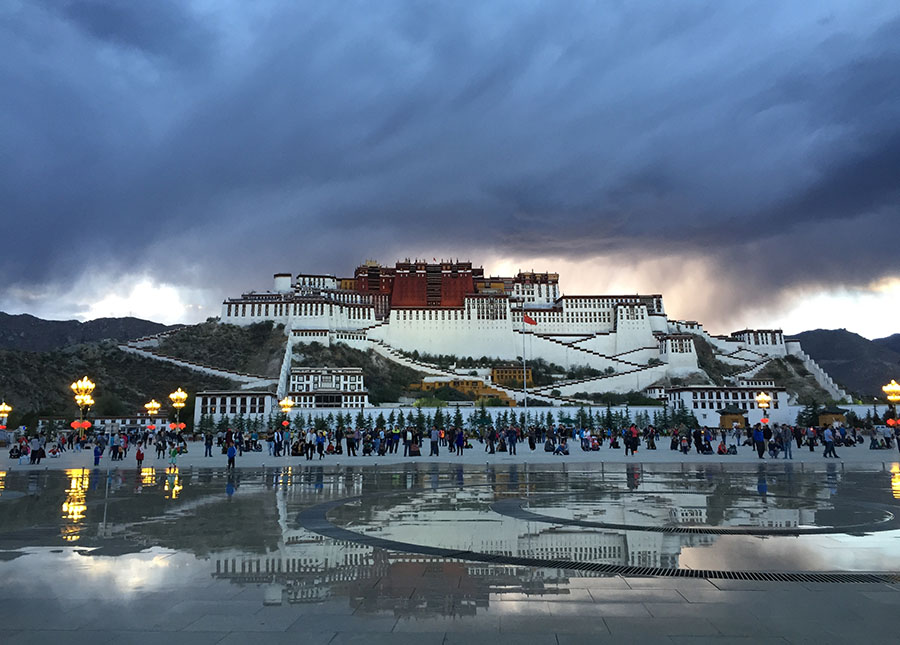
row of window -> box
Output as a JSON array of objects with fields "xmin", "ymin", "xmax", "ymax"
[
  {"xmin": 689, "ymin": 390, "xmax": 776, "ymax": 400},
  {"xmin": 694, "ymin": 400, "xmax": 780, "ymax": 410}
]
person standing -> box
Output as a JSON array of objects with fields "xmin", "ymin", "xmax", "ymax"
[
  {"xmin": 455, "ymin": 428, "xmax": 465, "ymax": 456},
  {"xmin": 305, "ymin": 429, "xmax": 316, "ymax": 461},
  {"xmin": 753, "ymin": 424, "xmax": 766, "ymax": 459},
  {"xmin": 346, "ymin": 429, "xmax": 356, "ymax": 456},
  {"xmin": 430, "ymin": 427, "xmax": 440, "ymax": 456},
  {"xmin": 226, "ymin": 442, "xmax": 236, "ymax": 469},
  {"xmin": 807, "ymin": 427, "xmax": 816, "ymax": 452},
  {"xmin": 507, "ymin": 427, "xmax": 517, "ymax": 456},
  {"xmin": 204, "ymin": 433, "xmax": 213, "ymax": 457},
  {"xmin": 487, "ymin": 427, "xmax": 497, "ymax": 454},
  {"xmin": 136, "ymin": 445, "xmax": 144, "ymax": 470},
  {"xmin": 780, "ymin": 424, "xmax": 793, "ymax": 460}
]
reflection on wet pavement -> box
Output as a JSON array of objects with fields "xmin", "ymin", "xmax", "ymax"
[{"xmin": 0, "ymin": 462, "xmax": 899, "ymax": 640}]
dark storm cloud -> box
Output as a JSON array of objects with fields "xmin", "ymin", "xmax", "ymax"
[{"xmin": 1, "ymin": 0, "xmax": 899, "ymax": 319}]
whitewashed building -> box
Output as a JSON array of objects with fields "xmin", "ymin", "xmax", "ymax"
[
  {"xmin": 195, "ymin": 391, "xmax": 278, "ymax": 424},
  {"xmin": 216, "ymin": 259, "xmax": 848, "ymax": 401},
  {"xmin": 289, "ymin": 367, "xmax": 369, "ymax": 408}
]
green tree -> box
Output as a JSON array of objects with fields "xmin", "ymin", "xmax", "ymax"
[
  {"xmin": 216, "ymin": 414, "xmax": 231, "ymax": 433},
  {"xmin": 796, "ymin": 401, "xmax": 821, "ymax": 427},
  {"xmin": 197, "ymin": 414, "xmax": 214, "ymax": 434},
  {"xmin": 452, "ymin": 407, "xmax": 464, "ymax": 429},
  {"xmin": 397, "ymin": 410, "xmax": 406, "ymax": 428},
  {"xmin": 376, "ymin": 412, "xmax": 386, "ymax": 430},
  {"xmin": 415, "ymin": 409, "xmax": 426, "ymax": 432},
  {"xmin": 433, "ymin": 408, "xmax": 445, "ymax": 430},
  {"xmin": 388, "ymin": 411, "xmax": 396, "ymax": 428}
]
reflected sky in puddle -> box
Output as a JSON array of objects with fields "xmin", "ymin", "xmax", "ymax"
[{"xmin": 0, "ymin": 463, "xmax": 898, "ymax": 613}]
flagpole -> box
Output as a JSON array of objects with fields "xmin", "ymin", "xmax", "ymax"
[{"xmin": 522, "ymin": 306, "xmax": 527, "ymax": 425}]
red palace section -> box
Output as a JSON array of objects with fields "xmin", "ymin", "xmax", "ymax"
[{"xmin": 354, "ymin": 260, "xmax": 483, "ymax": 309}]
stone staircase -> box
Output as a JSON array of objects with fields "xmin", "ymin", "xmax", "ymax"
[
  {"xmin": 366, "ymin": 338, "xmax": 587, "ymax": 406},
  {"xmin": 529, "ymin": 362, "xmax": 664, "ymax": 395},
  {"xmin": 119, "ymin": 340, "xmax": 277, "ymax": 390},
  {"xmin": 518, "ymin": 330, "xmax": 647, "ymax": 369}
]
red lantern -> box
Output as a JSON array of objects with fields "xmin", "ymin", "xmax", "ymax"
[
  {"xmin": 761, "ymin": 417, "xmax": 769, "ymax": 424},
  {"xmin": 70, "ymin": 421, "xmax": 79, "ymax": 429},
  {"xmin": 169, "ymin": 423, "xmax": 176, "ymax": 430},
  {"xmin": 0, "ymin": 425, "xmax": 5, "ymax": 431},
  {"xmin": 84, "ymin": 420, "xmax": 92, "ymax": 429},
  {"xmin": 148, "ymin": 424, "xmax": 156, "ymax": 430},
  {"xmin": 887, "ymin": 418, "xmax": 896, "ymax": 427},
  {"xmin": 282, "ymin": 420, "xmax": 290, "ymax": 427},
  {"xmin": 178, "ymin": 422, "xmax": 186, "ymax": 430}
]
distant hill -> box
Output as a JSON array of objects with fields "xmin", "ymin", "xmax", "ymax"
[
  {"xmin": 0, "ymin": 341, "xmax": 236, "ymax": 430},
  {"xmin": 790, "ymin": 329, "xmax": 900, "ymax": 398},
  {"xmin": 0, "ymin": 312, "xmax": 175, "ymax": 352},
  {"xmin": 874, "ymin": 333, "xmax": 900, "ymax": 356}
]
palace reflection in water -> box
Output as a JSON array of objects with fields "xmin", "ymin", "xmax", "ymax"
[{"xmin": 0, "ymin": 463, "xmax": 897, "ymax": 614}]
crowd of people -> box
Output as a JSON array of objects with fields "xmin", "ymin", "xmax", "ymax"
[{"xmin": 7, "ymin": 420, "xmax": 900, "ymax": 466}]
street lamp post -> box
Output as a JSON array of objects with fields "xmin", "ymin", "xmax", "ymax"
[
  {"xmin": 0, "ymin": 401, "xmax": 11, "ymax": 431},
  {"xmin": 145, "ymin": 399, "xmax": 161, "ymax": 433},
  {"xmin": 71, "ymin": 376, "xmax": 95, "ymax": 439},
  {"xmin": 755, "ymin": 392, "xmax": 772, "ymax": 424},
  {"xmin": 169, "ymin": 388, "xmax": 188, "ymax": 436},
  {"xmin": 279, "ymin": 396, "xmax": 295, "ymax": 418},
  {"xmin": 279, "ymin": 397, "xmax": 295, "ymax": 442},
  {"xmin": 883, "ymin": 380, "xmax": 900, "ymax": 422}
]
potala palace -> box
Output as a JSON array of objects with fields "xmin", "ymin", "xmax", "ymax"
[{"xmin": 216, "ymin": 259, "xmax": 849, "ymax": 407}]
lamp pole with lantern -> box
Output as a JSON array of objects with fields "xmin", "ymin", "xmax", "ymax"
[
  {"xmin": 71, "ymin": 376, "xmax": 96, "ymax": 439},
  {"xmin": 169, "ymin": 388, "xmax": 188, "ymax": 437},
  {"xmin": 755, "ymin": 392, "xmax": 772, "ymax": 425},
  {"xmin": 278, "ymin": 397, "xmax": 294, "ymax": 457},
  {"xmin": 0, "ymin": 401, "xmax": 11, "ymax": 432},
  {"xmin": 883, "ymin": 380, "xmax": 900, "ymax": 430},
  {"xmin": 145, "ymin": 399, "xmax": 161, "ymax": 436},
  {"xmin": 279, "ymin": 396, "xmax": 295, "ymax": 420}
]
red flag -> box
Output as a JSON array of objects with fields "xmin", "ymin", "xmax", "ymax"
[{"xmin": 523, "ymin": 314, "xmax": 537, "ymax": 325}]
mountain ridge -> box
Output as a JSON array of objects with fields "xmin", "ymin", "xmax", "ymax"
[{"xmin": 0, "ymin": 311, "xmax": 177, "ymax": 352}]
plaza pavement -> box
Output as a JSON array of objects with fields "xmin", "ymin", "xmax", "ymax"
[{"xmin": 6, "ymin": 438, "xmax": 900, "ymax": 471}]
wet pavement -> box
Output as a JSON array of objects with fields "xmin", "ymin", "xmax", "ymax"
[{"xmin": 1, "ymin": 462, "xmax": 899, "ymax": 643}]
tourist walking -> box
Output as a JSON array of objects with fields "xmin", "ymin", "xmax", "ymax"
[
  {"xmin": 135, "ymin": 446, "xmax": 144, "ymax": 470},
  {"xmin": 806, "ymin": 427, "xmax": 816, "ymax": 452},
  {"xmin": 823, "ymin": 427, "xmax": 839, "ymax": 458},
  {"xmin": 455, "ymin": 428, "xmax": 465, "ymax": 456}
]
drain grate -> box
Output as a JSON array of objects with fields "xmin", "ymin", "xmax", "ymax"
[{"xmin": 298, "ymin": 496, "xmax": 900, "ymax": 585}]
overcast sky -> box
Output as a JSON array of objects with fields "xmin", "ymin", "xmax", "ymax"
[{"xmin": 2, "ymin": 1, "xmax": 898, "ymax": 337}]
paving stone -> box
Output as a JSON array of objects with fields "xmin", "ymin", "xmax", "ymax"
[{"xmin": 604, "ymin": 617, "xmax": 720, "ymax": 637}]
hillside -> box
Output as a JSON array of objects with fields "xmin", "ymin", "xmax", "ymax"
[
  {"xmin": 156, "ymin": 321, "xmax": 287, "ymax": 377},
  {"xmin": 0, "ymin": 341, "xmax": 235, "ymax": 430},
  {"xmin": 875, "ymin": 333, "xmax": 900, "ymax": 355},
  {"xmin": 0, "ymin": 312, "xmax": 176, "ymax": 352},
  {"xmin": 293, "ymin": 342, "xmax": 423, "ymax": 404},
  {"xmin": 790, "ymin": 329, "xmax": 900, "ymax": 398}
]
